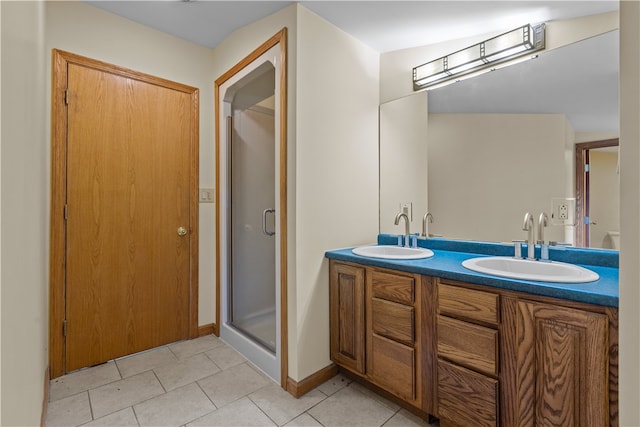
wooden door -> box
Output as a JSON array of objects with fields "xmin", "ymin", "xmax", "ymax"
[{"xmin": 50, "ymin": 50, "xmax": 199, "ymax": 376}]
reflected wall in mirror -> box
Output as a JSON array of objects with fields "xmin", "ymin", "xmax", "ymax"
[
  {"xmin": 380, "ymin": 28, "xmax": 619, "ymax": 248},
  {"xmin": 379, "ymin": 92, "xmax": 428, "ymax": 235}
]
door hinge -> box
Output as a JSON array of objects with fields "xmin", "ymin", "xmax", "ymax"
[
  {"xmin": 585, "ymin": 163, "xmax": 590, "ymax": 173},
  {"xmin": 63, "ymin": 320, "xmax": 67, "ymax": 337},
  {"xmin": 64, "ymin": 89, "xmax": 69, "ymax": 105},
  {"xmin": 64, "ymin": 204, "xmax": 68, "ymax": 221}
]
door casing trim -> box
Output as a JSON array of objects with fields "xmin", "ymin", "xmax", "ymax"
[
  {"xmin": 49, "ymin": 49, "xmax": 200, "ymax": 378},
  {"xmin": 214, "ymin": 28, "xmax": 288, "ymax": 389}
]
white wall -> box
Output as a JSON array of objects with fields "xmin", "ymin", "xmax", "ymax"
[
  {"xmin": 44, "ymin": 1, "xmax": 217, "ymax": 326},
  {"xmin": 1, "ymin": 1, "xmax": 3, "ymax": 417},
  {"xmin": 293, "ymin": 6, "xmax": 379, "ymax": 380},
  {"xmin": 619, "ymin": 1, "xmax": 640, "ymax": 424},
  {"xmin": 1, "ymin": 1, "xmax": 48, "ymax": 425},
  {"xmin": 380, "ymin": 92, "xmax": 429, "ymax": 236},
  {"xmin": 427, "ymin": 114, "xmax": 570, "ymax": 244}
]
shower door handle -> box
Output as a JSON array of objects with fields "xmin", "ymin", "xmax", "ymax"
[{"xmin": 262, "ymin": 208, "xmax": 276, "ymax": 236}]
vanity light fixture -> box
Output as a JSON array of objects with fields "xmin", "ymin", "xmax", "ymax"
[{"xmin": 413, "ymin": 23, "xmax": 545, "ymax": 91}]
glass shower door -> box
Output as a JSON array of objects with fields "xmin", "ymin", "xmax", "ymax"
[{"xmin": 229, "ymin": 98, "xmax": 276, "ymax": 353}]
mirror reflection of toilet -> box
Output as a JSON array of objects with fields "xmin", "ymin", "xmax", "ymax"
[{"xmin": 606, "ymin": 231, "xmax": 620, "ymax": 249}]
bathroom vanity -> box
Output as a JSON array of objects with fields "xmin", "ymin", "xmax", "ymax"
[{"xmin": 326, "ymin": 236, "xmax": 618, "ymax": 427}]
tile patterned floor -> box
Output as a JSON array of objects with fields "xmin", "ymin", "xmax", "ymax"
[{"xmin": 45, "ymin": 335, "xmax": 439, "ymax": 427}]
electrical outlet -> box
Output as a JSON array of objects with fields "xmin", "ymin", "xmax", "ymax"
[
  {"xmin": 399, "ymin": 202, "xmax": 413, "ymax": 221},
  {"xmin": 559, "ymin": 204, "xmax": 568, "ymax": 220},
  {"xmin": 551, "ymin": 198, "xmax": 575, "ymax": 225}
]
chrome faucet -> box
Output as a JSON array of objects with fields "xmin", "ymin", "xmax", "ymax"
[
  {"xmin": 537, "ymin": 212, "xmax": 548, "ymax": 244},
  {"xmin": 421, "ymin": 212, "xmax": 433, "ymax": 238},
  {"xmin": 522, "ymin": 212, "xmax": 535, "ymax": 259},
  {"xmin": 394, "ymin": 212, "xmax": 410, "ymax": 247}
]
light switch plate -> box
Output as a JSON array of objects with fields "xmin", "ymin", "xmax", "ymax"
[
  {"xmin": 399, "ymin": 202, "xmax": 413, "ymax": 221},
  {"xmin": 199, "ymin": 188, "xmax": 215, "ymax": 203}
]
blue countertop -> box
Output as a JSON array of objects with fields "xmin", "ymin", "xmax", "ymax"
[{"xmin": 325, "ymin": 234, "xmax": 619, "ymax": 308}]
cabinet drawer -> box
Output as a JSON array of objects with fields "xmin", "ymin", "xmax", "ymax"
[
  {"xmin": 437, "ymin": 315, "xmax": 498, "ymax": 376},
  {"xmin": 369, "ymin": 334, "xmax": 416, "ymax": 401},
  {"xmin": 371, "ymin": 270, "xmax": 414, "ymax": 305},
  {"xmin": 372, "ymin": 298, "xmax": 414, "ymax": 346},
  {"xmin": 438, "ymin": 282, "xmax": 499, "ymax": 325},
  {"xmin": 438, "ymin": 360, "xmax": 498, "ymax": 427}
]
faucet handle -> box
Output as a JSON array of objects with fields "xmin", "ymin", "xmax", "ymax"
[{"xmin": 512, "ymin": 240, "xmax": 525, "ymax": 258}]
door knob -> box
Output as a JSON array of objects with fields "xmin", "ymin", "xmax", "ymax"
[{"xmin": 177, "ymin": 226, "xmax": 188, "ymax": 237}]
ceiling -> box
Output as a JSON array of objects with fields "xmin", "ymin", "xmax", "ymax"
[
  {"xmin": 86, "ymin": 0, "xmax": 620, "ymax": 132},
  {"xmin": 87, "ymin": 1, "xmax": 617, "ymax": 52}
]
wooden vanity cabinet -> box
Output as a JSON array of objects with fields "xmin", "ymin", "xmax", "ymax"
[
  {"xmin": 328, "ymin": 259, "xmax": 618, "ymax": 426},
  {"xmin": 435, "ymin": 280, "xmax": 616, "ymax": 427},
  {"xmin": 329, "ymin": 261, "xmax": 430, "ymax": 412}
]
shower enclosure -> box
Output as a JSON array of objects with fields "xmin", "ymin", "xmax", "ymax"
[{"xmin": 217, "ymin": 44, "xmax": 282, "ymax": 381}]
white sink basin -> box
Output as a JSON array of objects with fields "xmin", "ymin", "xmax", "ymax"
[
  {"xmin": 462, "ymin": 256, "xmax": 599, "ymax": 283},
  {"xmin": 352, "ymin": 245, "xmax": 434, "ymax": 260}
]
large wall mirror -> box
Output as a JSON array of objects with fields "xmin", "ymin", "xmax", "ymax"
[{"xmin": 381, "ymin": 29, "xmax": 619, "ymax": 250}]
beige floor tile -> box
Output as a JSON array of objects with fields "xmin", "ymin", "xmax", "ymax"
[
  {"xmin": 50, "ymin": 362, "xmax": 121, "ymax": 402},
  {"xmin": 80, "ymin": 407, "xmax": 139, "ymax": 427},
  {"xmin": 197, "ymin": 362, "xmax": 272, "ymax": 408},
  {"xmin": 307, "ymin": 385, "xmax": 396, "ymax": 427},
  {"xmin": 349, "ymin": 381, "xmax": 401, "ymax": 412},
  {"xmin": 187, "ymin": 397, "xmax": 276, "ymax": 427},
  {"xmin": 116, "ymin": 347, "xmax": 178, "ymax": 378},
  {"xmin": 205, "ymin": 344, "xmax": 246, "ymax": 370},
  {"xmin": 89, "ymin": 370, "xmax": 164, "ymax": 419},
  {"xmin": 153, "ymin": 352, "xmax": 220, "ymax": 391},
  {"xmin": 168, "ymin": 335, "xmax": 223, "ymax": 359},
  {"xmin": 315, "ymin": 373, "xmax": 352, "ymax": 397},
  {"xmin": 45, "ymin": 392, "xmax": 92, "ymax": 427},
  {"xmin": 382, "ymin": 409, "xmax": 438, "ymax": 427},
  {"xmin": 133, "ymin": 382, "xmax": 215, "ymax": 426},
  {"xmin": 283, "ymin": 413, "xmax": 323, "ymax": 427},
  {"xmin": 249, "ymin": 383, "xmax": 326, "ymax": 426}
]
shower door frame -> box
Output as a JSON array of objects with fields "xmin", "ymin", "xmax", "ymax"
[{"xmin": 214, "ymin": 29, "xmax": 288, "ymax": 387}]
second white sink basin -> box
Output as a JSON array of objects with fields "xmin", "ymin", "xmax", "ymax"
[
  {"xmin": 352, "ymin": 245, "xmax": 434, "ymax": 260},
  {"xmin": 462, "ymin": 256, "xmax": 599, "ymax": 283}
]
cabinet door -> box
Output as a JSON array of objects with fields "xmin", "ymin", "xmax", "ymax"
[
  {"xmin": 329, "ymin": 262, "xmax": 365, "ymax": 374},
  {"xmin": 515, "ymin": 301, "xmax": 609, "ymax": 427}
]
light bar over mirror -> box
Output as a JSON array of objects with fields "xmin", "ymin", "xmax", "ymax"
[{"xmin": 413, "ymin": 23, "xmax": 546, "ymax": 91}]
